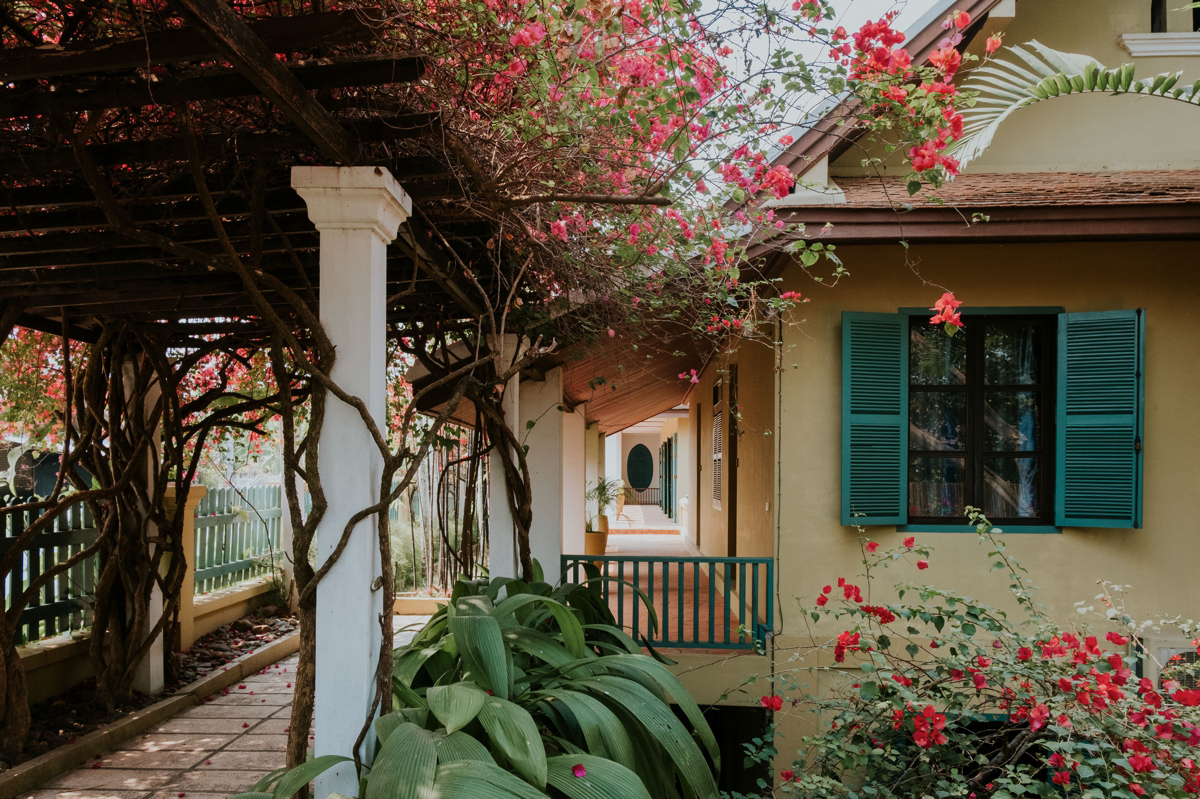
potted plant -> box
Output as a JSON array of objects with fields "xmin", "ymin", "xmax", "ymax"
[{"xmin": 584, "ymin": 477, "xmax": 624, "ymax": 556}]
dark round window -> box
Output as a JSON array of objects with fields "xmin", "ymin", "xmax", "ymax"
[{"xmin": 626, "ymin": 444, "xmax": 654, "ymax": 490}]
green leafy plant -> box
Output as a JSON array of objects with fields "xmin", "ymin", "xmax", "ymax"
[
  {"xmin": 232, "ymin": 570, "xmax": 720, "ymax": 799},
  {"xmin": 744, "ymin": 511, "xmax": 1200, "ymax": 798},
  {"xmin": 584, "ymin": 477, "xmax": 625, "ymax": 531}
]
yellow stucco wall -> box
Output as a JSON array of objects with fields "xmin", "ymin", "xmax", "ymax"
[
  {"xmin": 830, "ymin": 0, "xmax": 1200, "ymax": 176},
  {"xmin": 773, "ymin": 239, "xmax": 1199, "ymax": 631}
]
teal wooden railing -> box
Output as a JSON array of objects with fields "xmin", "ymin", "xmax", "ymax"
[{"xmin": 561, "ymin": 554, "xmax": 773, "ymax": 650}]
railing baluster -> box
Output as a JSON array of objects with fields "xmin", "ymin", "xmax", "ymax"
[
  {"xmin": 617, "ymin": 559, "xmax": 625, "ymax": 635},
  {"xmin": 632, "ymin": 560, "xmax": 640, "ymax": 643},
  {"xmin": 723, "ymin": 562, "xmax": 732, "ymax": 645},
  {"xmin": 660, "ymin": 560, "xmax": 669, "ymax": 646},
  {"xmin": 677, "ymin": 558, "xmax": 684, "ymax": 645},
  {"xmin": 752, "ymin": 562, "xmax": 760, "ymax": 647},
  {"xmin": 700, "ymin": 556, "xmax": 710, "ymax": 643},
  {"xmin": 646, "ymin": 558, "xmax": 655, "ymax": 643},
  {"xmin": 739, "ymin": 561, "xmax": 747, "ymax": 644},
  {"xmin": 692, "ymin": 560, "xmax": 699, "ymax": 645}
]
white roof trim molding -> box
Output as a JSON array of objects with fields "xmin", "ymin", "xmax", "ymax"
[
  {"xmin": 766, "ymin": 155, "xmax": 847, "ymax": 207},
  {"xmin": 1119, "ymin": 33, "xmax": 1200, "ymax": 57}
]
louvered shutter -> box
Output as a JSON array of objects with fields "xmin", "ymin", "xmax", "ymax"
[
  {"xmin": 841, "ymin": 312, "xmax": 907, "ymax": 525},
  {"xmin": 1055, "ymin": 310, "xmax": 1145, "ymax": 528}
]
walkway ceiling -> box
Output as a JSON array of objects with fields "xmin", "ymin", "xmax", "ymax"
[{"xmin": 0, "ymin": 5, "xmax": 498, "ymax": 346}]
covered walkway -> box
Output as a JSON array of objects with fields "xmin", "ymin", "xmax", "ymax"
[{"xmin": 20, "ymin": 619, "xmax": 429, "ymax": 799}]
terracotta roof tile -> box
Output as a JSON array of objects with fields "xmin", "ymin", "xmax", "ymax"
[{"xmin": 829, "ymin": 170, "xmax": 1200, "ymax": 208}]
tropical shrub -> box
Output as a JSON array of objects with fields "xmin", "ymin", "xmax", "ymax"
[
  {"xmin": 754, "ymin": 509, "xmax": 1200, "ymax": 798},
  {"xmin": 233, "ymin": 569, "xmax": 721, "ymax": 799}
]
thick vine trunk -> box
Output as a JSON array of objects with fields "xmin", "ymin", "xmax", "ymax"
[
  {"xmin": 0, "ymin": 623, "xmax": 30, "ymax": 761},
  {"xmin": 287, "ymin": 599, "xmax": 316, "ymax": 770}
]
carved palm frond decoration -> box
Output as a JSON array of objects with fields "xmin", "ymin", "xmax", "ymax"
[{"xmin": 953, "ymin": 40, "xmax": 1200, "ymax": 169}]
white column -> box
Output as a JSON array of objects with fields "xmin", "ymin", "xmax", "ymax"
[
  {"xmin": 487, "ymin": 334, "xmax": 520, "ymax": 579},
  {"xmin": 584, "ymin": 423, "xmax": 599, "ymax": 526},
  {"xmin": 292, "ymin": 166, "xmax": 411, "ymax": 798},
  {"xmin": 520, "ymin": 368, "xmax": 566, "ymax": 584},
  {"xmin": 561, "ymin": 412, "xmax": 586, "ymax": 560}
]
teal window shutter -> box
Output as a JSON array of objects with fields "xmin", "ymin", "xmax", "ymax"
[
  {"xmin": 1054, "ymin": 310, "xmax": 1145, "ymax": 528},
  {"xmin": 841, "ymin": 312, "xmax": 908, "ymax": 525}
]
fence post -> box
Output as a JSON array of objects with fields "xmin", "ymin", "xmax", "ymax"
[{"xmin": 165, "ymin": 484, "xmax": 208, "ymax": 651}]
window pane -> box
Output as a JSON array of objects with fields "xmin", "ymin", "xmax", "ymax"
[
  {"xmin": 985, "ymin": 323, "xmax": 1040, "ymax": 385},
  {"xmin": 908, "ymin": 457, "xmax": 966, "ymax": 517},
  {"xmin": 910, "ymin": 322, "xmax": 966, "ymax": 385},
  {"xmin": 984, "ymin": 391, "xmax": 1040, "ymax": 452},
  {"xmin": 983, "ymin": 458, "xmax": 1041, "ymax": 518},
  {"xmin": 910, "ymin": 392, "xmax": 967, "ymax": 451}
]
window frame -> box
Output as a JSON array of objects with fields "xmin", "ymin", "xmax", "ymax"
[{"xmin": 898, "ymin": 306, "xmax": 1064, "ymax": 534}]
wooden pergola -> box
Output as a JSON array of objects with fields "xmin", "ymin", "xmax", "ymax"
[{"xmin": 0, "ymin": 3, "xmax": 495, "ymax": 345}]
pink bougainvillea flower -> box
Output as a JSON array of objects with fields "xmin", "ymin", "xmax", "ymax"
[
  {"xmin": 865, "ymin": 541, "xmax": 879, "ymax": 552},
  {"xmin": 903, "ymin": 536, "xmax": 915, "ymax": 548},
  {"xmin": 781, "ymin": 769, "xmax": 794, "ymax": 780},
  {"xmin": 1018, "ymin": 647, "xmax": 1033, "ymax": 661},
  {"xmin": 986, "ymin": 32, "xmax": 1004, "ymax": 53},
  {"xmin": 1107, "ymin": 632, "xmax": 1130, "ymax": 646},
  {"xmin": 952, "ymin": 10, "xmax": 971, "ymax": 28},
  {"xmin": 761, "ymin": 695, "xmax": 784, "ymax": 711},
  {"xmin": 816, "ymin": 594, "xmax": 828, "ymax": 606},
  {"xmin": 917, "ymin": 559, "xmax": 929, "ymax": 570},
  {"xmin": 571, "ymin": 763, "xmax": 587, "ymax": 778},
  {"xmin": 509, "ymin": 22, "xmax": 546, "ymax": 47}
]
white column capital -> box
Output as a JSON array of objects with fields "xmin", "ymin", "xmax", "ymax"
[{"xmin": 292, "ymin": 166, "xmax": 412, "ymax": 243}]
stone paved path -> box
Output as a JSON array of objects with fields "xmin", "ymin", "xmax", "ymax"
[{"xmin": 21, "ymin": 617, "xmax": 430, "ymax": 799}]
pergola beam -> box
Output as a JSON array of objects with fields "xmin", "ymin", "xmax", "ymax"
[
  {"xmin": 165, "ymin": 0, "xmax": 360, "ymax": 164},
  {"xmin": 0, "ymin": 11, "xmax": 373, "ymax": 81},
  {"xmin": 0, "ymin": 115, "xmax": 440, "ymax": 174},
  {"xmin": 0, "ymin": 55, "xmax": 426, "ymax": 118}
]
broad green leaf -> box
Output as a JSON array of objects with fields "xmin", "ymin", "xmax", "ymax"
[
  {"xmin": 428, "ymin": 681, "xmax": 488, "ymax": 733},
  {"xmin": 270, "ymin": 756, "xmax": 351, "ymax": 799},
  {"xmin": 493, "ymin": 593, "xmax": 587, "ymax": 658},
  {"xmin": 478, "ymin": 695, "xmax": 549, "ymax": 789},
  {"xmin": 433, "ymin": 729, "xmax": 498, "ymax": 764},
  {"xmin": 429, "ymin": 760, "xmax": 548, "ymax": 799},
  {"xmin": 375, "ymin": 710, "xmax": 406, "ymax": 744},
  {"xmin": 365, "ymin": 722, "xmax": 437, "ymax": 799},
  {"xmin": 546, "ymin": 755, "xmax": 653, "ymax": 799},
  {"xmin": 503, "ymin": 626, "xmax": 577, "ymax": 667},
  {"xmin": 537, "ymin": 689, "xmax": 638, "ymax": 770},
  {"xmin": 574, "ymin": 676, "xmax": 719, "ymax": 798},
  {"xmin": 449, "ymin": 613, "xmax": 510, "ymax": 699},
  {"xmin": 568, "ymin": 655, "xmax": 719, "ymax": 766}
]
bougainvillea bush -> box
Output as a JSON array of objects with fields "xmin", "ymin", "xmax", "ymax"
[{"xmin": 760, "ymin": 509, "xmax": 1200, "ymax": 799}]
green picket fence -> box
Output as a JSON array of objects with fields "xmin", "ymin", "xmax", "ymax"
[
  {"xmin": 193, "ymin": 485, "xmax": 283, "ymax": 595},
  {"xmin": 1, "ymin": 494, "xmax": 98, "ymax": 643}
]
